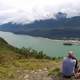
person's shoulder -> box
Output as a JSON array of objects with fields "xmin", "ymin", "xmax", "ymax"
[
  {"xmin": 71, "ymin": 59, "xmax": 76, "ymax": 63},
  {"xmin": 72, "ymin": 59, "xmax": 76, "ymax": 62},
  {"xmin": 63, "ymin": 57, "xmax": 68, "ymax": 62}
]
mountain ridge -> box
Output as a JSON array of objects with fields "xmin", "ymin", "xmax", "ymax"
[{"xmin": 0, "ymin": 14, "xmax": 80, "ymax": 39}]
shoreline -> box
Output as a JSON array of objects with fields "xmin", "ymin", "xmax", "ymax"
[
  {"xmin": 0, "ymin": 31, "xmax": 80, "ymax": 60},
  {"xmin": 0, "ymin": 30, "xmax": 80, "ymax": 41}
]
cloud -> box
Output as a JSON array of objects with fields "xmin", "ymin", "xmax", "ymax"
[{"xmin": 0, "ymin": 0, "xmax": 80, "ymax": 24}]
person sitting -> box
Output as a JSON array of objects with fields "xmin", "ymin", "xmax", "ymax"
[
  {"xmin": 71, "ymin": 54, "xmax": 78, "ymax": 73},
  {"xmin": 62, "ymin": 51, "xmax": 77, "ymax": 78}
]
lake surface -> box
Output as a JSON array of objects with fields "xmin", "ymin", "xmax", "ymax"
[{"xmin": 0, "ymin": 31, "xmax": 80, "ymax": 59}]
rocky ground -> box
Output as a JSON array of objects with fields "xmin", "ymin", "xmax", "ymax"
[
  {"xmin": 9, "ymin": 68, "xmax": 77, "ymax": 80},
  {"xmin": 23, "ymin": 69, "xmax": 51, "ymax": 80},
  {"xmin": 10, "ymin": 68, "xmax": 52, "ymax": 80}
]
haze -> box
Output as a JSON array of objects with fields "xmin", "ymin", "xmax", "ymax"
[{"xmin": 0, "ymin": 0, "xmax": 80, "ymax": 24}]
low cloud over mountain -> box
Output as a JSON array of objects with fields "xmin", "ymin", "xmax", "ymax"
[
  {"xmin": 0, "ymin": 0, "xmax": 80, "ymax": 24},
  {"xmin": 0, "ymin": 15, "xmax": 80, "ymax": 39}
]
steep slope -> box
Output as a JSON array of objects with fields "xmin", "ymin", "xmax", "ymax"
[
  {"xmin": 0, "ymin": 37, "xmax": 61, "ymax": 80},
  {"xmin": 0, "ymin": 37, "xmax": 22, "ymax": 64}
]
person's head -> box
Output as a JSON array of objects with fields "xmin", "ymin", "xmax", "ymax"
[{"xmin": 68, "ymin": 51, "xmax": 75, "ymax": 59}]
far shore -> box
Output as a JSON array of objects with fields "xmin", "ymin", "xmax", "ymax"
[{"xmin": 0, "ymin": 30, "xmax": 80, "ymax": 41}]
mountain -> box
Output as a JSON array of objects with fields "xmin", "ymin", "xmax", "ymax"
[{"xmin": 0, "ymin": 12, "xmax": 80, "ymax": 39}]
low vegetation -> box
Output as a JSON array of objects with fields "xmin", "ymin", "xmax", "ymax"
[{"xmin": 0, "ymin": 37, "xmax": 63, "ymax": 80}]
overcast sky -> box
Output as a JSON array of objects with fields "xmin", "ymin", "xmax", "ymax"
[{"xmin": 0, "ymin": 0, "xmax": 80, "ymax": 24}]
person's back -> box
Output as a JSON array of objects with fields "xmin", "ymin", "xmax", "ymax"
[{"xmin": 62, "ymin": 57, "xmax": 76, "ymax": 77}]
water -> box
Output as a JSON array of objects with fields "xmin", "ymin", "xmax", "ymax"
[{"xmin": 0, "ymin": 31, "xmax": 80, "ymax": 59}]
